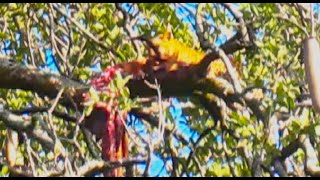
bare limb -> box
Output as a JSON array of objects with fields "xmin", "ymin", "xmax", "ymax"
[
  {"xmin": 274, "ymin": 14, "xmax": 309, "ymax": 36},
  {"xmin": 81, "ymin": 128, "xmax": 101, "ymax": 159},
  {"xmin": 181, "ymin": 126, "xmax": 216, "ymax": 176},
  {"xmin": 222, "ymin": 132, "xmax": 237, "ymax": 177},
  {"xmin": 0, "ymin": 105, "xmax": 55, "ymax": 151},
  {"xmin": 273, "ymin": 158, "xmax": 288, "ymax": 177},
  {"xmin": 5, "ymin": 129, "xmax": 19, "ymax": 167},
  {"xmin": 310, "ymin": 3, "xmax": 315, "ymax": 37},
  {"xmin": 279, "ymin": 140, "xmax": 300, "ymax": 161},
  {"xmin": 47, "ymin": 88, "xmax": 65, "ymax": 140},
  {"xmin": 154, "ymin": 79, "xmax": 166, "ymax": 149},
  {"xmin": 221, "ymin": 3, "xmax": 252, "ymax": 44},
  {"xmin": 12, "ymin": 106, "xmax": 78, "ymax": 122},
  {"xmin": 0, "ymin": 59, "xmax": 88, "ymax": 107},
  {"xmin": 165, "ymin": 130, "xmax": 179, "ymax": 177},
  {"xmin": 143, "ymin": 138, "xmax": 152, "ymax": 177},
  {"xmin": 195, "ymin": 3, "xmax": 211, "ymax": 50},
  {"xmin": 130, "ymin": 108, "xmax": 189, "ymax": 146},
  {"xmin": 209, "ymin": 47, "xmax": 242, "ymax": 94},
  {"xmin": 77, "ymin": 158, "xmax": 146, "ymax": 176},
  {"xmin": 24, "ymin": 134, "xmax": 37, "ymax": 176},
  {"xmin": 52, "ymin": 4, "xmax": 121, "ymax": 58},
  {"xmin": 291, "ymin": 3, "xmax": 308, "ymax": 27},
  {"xmin": 26, "ymin": 12, "xmax": 36, "ymax": 67},
  {"xmin": 115, "ymin": 3, "xmax": 142, "ymax": 58},
  {"xmin": 48, "ymin": 4, "xmax": 63, "ymax": 75},
  {"xmin": 299, "ymin": 134, "xmax": 320, "ymax": 176}
]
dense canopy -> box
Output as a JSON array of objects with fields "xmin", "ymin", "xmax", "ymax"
[{"xmin": 0, "ymin": 3, "xmax": 319, "ymax": 177}]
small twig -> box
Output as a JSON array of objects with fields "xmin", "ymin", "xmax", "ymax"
[
  {"xmin": 221, "ymin": 3, "xmax": 250, "ymax": 44},
  {"xmin": 181, "ymin": 126, "xmax": 216, "ymax": 177},
  {"xmin": 166, "ymin": 132, "xmax": 179, "ymax": 177},
  {"xmin": 292, "ymin": 3, "xmax": 308, "ymax": 27},
  {"xmin": 299, "ymin": 134, "xmax": 320, "ymax": 176},
  {"xmin": 30, "ymin": 147, "xmax": 41, "ymax": 165},
  {"xmin": 59, "ymin": 137, "xmax": 85, "ymax": 160},
  {"xmin": 72, "ymin": 112, "xmax": 85, "ymax": 143},
  {"xmin": 52, "ymin": 4, "xmax": 121, "ymax": 58},
  {"xmin": 310, "ymin": 3, "xmax": 315, "ymax": 37},
  {"xmin": 143, "ymin": 138, "xmax": 153, "ymax": 177},
  {"xmin": 0, "ymin": 54, "xmax": 12, "ymax": 60},
  {"xmin": 70, "ymin": 38, "xmax": 88, "ymax": 77},
  {"xmin": 143, "ymin": 79, "xmax": 159, "ymax": 90},
  {"xmin": 119, "ymin": 112, "xmax": 151, "ymax": 177},
  {"xmin": 26, "ymin": 13, "xmax": 36, "ymax": 67},
  {"xmin": 47, "ymin": 88, "xmax": 65, "ymax": 141},
  {"xmin": 251, "ymin": 153, "xmax": 263, "ymax": 177},
  {"xmin": 62, "ymin": 10, "xmax": 73, "ymax": 72},
  {"xmin": 24, "ymin": 133, "xmax": 37, "ymax": 177},
  {"xmin": 175, "ymin": 3, "xmax": 198, "ymax": 32},
  {"xmin": 77, "ymin": 158, "xmax": 147, "ymax": 176},
  {"xmin": 53, "ymin": 33, "xmax": 69, "ymax": 50},
  {"xmin": 48, "ymin": 4, "xmax": 63, "ymax": 75},
  {"xmin": 131, "ymin": 108, "xmax": 190, "ymax": 146},
  {"xmin": 154, "ymin": 79, "xmax": 166, "ymax": 149},
  {"xmin": 81, "ymin": 128, "xmax": 101, "ymax": 159},
  {"xmin": 274, "ymin": 14, "xmax": 309, "ymax": 36},
  {"xmin": 222, "ymin": 131, "xmax": 237, "ymax": 177},
  {"xmin": 63, "ymin": 152, "xmax": 75, "ymax": 176},
  {"xmin": 296, "ymin": 99, "xmax": 313, "ymax": 107},
  {"xmin": 155, "ymin": 159, "xmax": 167, "ymax": 177},
  {"xmin": 210, "ymin": 46, "xmax": 242, "ymax": 94},
  {"xmin": 191, "ymin": 155, "xmax": 204, "ymax": 176},
  {"xmin": 273, "ymin": 158, "xmax": 288, "ymax": 177},
  {"xmin": 195, "ymin": 3, "xmax": 211, "ymax": 50},
  {"xmin": 0, "ymin": 106, "xmax": 56, "ymax": 151},
  {"xmin": 49, "ymin": 4, "xmax": 70, "ymax": 75},
  {"xmin": 115, "ymin": 3, "xmax": 142, "ymax": 58},
  {"xmin": 289, "ymin": 158, "xmax": 304, "ymax": 176},
  {"xmin": 49, "ymin": 4, "xmax": 72, "ymax": 75},
  {"xmin": 12, "ymin": 106, "xmax": 78, "ymax": 122}
]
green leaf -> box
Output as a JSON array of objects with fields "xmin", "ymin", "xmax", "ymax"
[
  {"xmin": 47, "ymin": 152, "xmax": 55, "ymax": 161},
  {"xmin": 89, "ymin": 87, "xmax": 99, "ymax": 102},
  {"xmin": 84, "ymin": 105, "xmax": 94, "ymax": 117},
  {"xmin": 315, "ymin": 125, "xmax": 320, "ymax": 136},
  {"xmin": 1, "ymin": 165, "xmax": 9, "ymax": 176},
  {"xmin": 93, "ymin": 22, "xmax": 104, "ymax": 31}
]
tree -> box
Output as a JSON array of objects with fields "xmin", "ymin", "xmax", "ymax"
[{"xmin": 0, "ymin": 3, "xmax": 319, "ymax": 177}]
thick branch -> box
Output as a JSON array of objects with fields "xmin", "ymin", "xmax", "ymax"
[
  {"xmin": 77, "ymin": 158, "xmax": 146, "ymax": 176},
  {"xmin": 0, "ymin": 59, "xmax": 88, "ymax": 103},
  {"xmin": 0, "ymin": 59, "xmax": 87, "ymax": 95},
  {"xmin": 299, "ymin": 135, "xmax": 320, "ymax": 176},
  {"xmin": 0, "ymin": 23, "xmax": 247, "ymax": 100},
  {"xmin": 0, "ymin": 105, "xmax": 55, "ymax": 150},
  {"xmin": 221, "ymin": 3, "xmax": 251, "ymax": 44}
]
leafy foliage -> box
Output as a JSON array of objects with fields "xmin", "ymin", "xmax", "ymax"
[{"xmin": 0, "ymin": 3, "xmax": 319, "ymax": 177}]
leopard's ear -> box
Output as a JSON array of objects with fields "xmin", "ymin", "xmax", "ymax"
[
  {"xmin": 150, "ymin": 25, "xmax": 174, "ymax": 46},
  {"xmin": 162, "ymin": 24, "xmax": 173, "ymax": 40}
]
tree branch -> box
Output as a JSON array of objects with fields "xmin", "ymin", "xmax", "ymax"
[
  {"xmin": 299, "ymin": 134, "xmax": 320, "ymax": 176},
  {"xmin": 115, "ymin": 3, "xmax": 142, "ymax": 58},
  {"xmin": 52, "ymin": 4, "xmax": 121, "ymax": 58},
  {"xmin": 221, "ymin": 3, "xmax": 251, "ymax": 44},
  {"xmin": 195, "ymin": 3, "xmax": 211, "ymax": 50},
  {"xmin": 77, "ymin": 158, "xmax": 146, "ymax": 177},
  {"xmin": 0, "ymin": 104, "xmax": 55, "ymax": 151}
]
